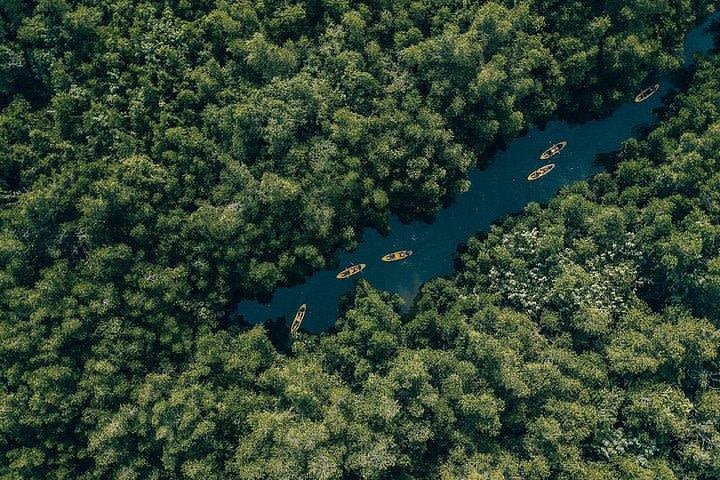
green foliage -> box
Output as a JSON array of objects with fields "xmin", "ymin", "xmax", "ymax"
[{"xmin": 1, "ymin": 0, "xmax": 720, "ymax": 478}]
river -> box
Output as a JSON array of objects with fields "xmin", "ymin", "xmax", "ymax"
[{"xmin": 236, "ymin": 12, "xmax": 720, "ymax": 333}]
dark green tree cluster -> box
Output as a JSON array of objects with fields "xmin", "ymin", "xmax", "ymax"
[
  {"xmin": 177, "ymin": 53, "xmax": 720, "ymax": 479},
  {"xmin": 1, "ymin": 0, "xmax": 720, "ymax": 478},
  {"xmin": 205, "ymin": 55, "xmax": 720, "ymax": 479},
  {"xmin": 0, "ymin": 0, "xmax": 714, "ymax": 302}
]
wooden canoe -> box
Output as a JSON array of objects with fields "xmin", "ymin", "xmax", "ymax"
[
  {"xmin": 527, "ymin": 163, "xmax": 556, "ymax": 181},
  {"xmin": 539, "ymin": 141, "xmax": 567, "ymax": 160},
  {"xmin": 336, "ymin": 263, "xmax": 366, "ymax": 279},
  {"xmin": 381, "ymin": 250, "xmax": 413, "ymax": 262},
  {"xmin": 290, "ymin": 304, "xmax": 306, "ymax": 334},
  {"xmin": 634, "ymin": 84, "xmax": 660, "ymax": 103}
]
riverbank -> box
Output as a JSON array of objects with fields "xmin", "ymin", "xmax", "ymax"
[{"xmin": 238, "ymin": 11, "xmax": 720, "ymax": 334}]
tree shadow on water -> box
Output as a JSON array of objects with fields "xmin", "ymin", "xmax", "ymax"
[
  {"xmin": 264, "ymin": 316, "xmax": 293, "ymax": 354},
  {"xmin": 593, "ymin": 150, "xmax": 623, "ymax": 174}
]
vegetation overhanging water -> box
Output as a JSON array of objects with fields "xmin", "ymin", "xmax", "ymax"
[{"xmin": 236, "ymin": 12, "xmax": 720, "ymax": 333}]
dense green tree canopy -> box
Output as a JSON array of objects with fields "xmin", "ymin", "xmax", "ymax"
[
  {"xmin": 240, "ymin": 54, "xmax": 720, "ymax": 479},
  {"xmin": 1, "ymin": 0, "xmax": 719, "ymax": 478}
]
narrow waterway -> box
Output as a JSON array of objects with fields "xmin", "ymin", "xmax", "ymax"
[{"xmin": 237, "ymin": 13, "xmax": 720, "ymax": 333}]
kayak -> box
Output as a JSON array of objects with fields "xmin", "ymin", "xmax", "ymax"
[
  {"xmin": 539, "ymin": 141, "xmax": 567, "ymax": 160},
  {"xmin": 527, "ymin": 163, "xmax": 556, "ymax": 181},
  {"xmin": 290, "ymin": 304, "xmax": 306, "ymax": 334},
  {"xmin": 634, "ymin": 84, "xmax": 660, "ymax": 103},
  {"xmin": 381, "ymin": 250, "xmax": 413, "ymax": 262},
  {"xmin": 336, "ymin": 264, "xmax": 366, "ymax": 279}
]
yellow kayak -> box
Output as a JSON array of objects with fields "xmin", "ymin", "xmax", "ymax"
[
  {"xmin": 381, "ymin": 250, "xmax": 413, "ymax": 262},
  {"xmin": 634, "ymin": 84, "xmax": 659, "ymax": 103},
  {"xmin": 527, "ymin": 163, "xmax": 556, "ymax": 181},
  {"xmin": 336, "ymin": 264, "xmax": 366, "ymax": 279},
  {"xmin": 290, "ymin": 304, "xmax": 306, "ymax": 334},
  {"xmin": 539, "ymin": 141, "xmax": 567, "ymax": 160}
]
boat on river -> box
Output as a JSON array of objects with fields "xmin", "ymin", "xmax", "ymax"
[
  {"xmin": 381, "ymin": 250, "xmax": 413, "ymax": 262},
  {"xmin": 223, "ymin": 13, "xmax": 720, "ymax": 331},
  {"xmin": 539, "ymin": 141, "xmax": 567, "ymax": 160},
  {"xmin": 634, "ymin": 84, "xmax": 660, "ymax": 103},
  {"xmin": 290, "ymin": 304, "xmax": 306, "ymax": 334},
  {"xmin": 336, "ymin": 264, "xmax": 366, "ymax": 279},
  {"xmin": 527, "ymin": 163, "xmax": 556, "ymax": 181}
]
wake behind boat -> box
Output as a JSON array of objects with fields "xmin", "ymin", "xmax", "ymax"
[
  {"xmin": 336, "ymin": 264, "xmax": 366, "ymax": 279},
  {"xmin": 539, "ymin": 141, "xmax": 567, "ymax": 160},
  {"xmin": 527, "ymin": 163, "xmax": 556, "ymax": 181},
  {"xmin": 381, "ymin": 250, "xmax": 413, "ymax": 262},
  {"xmin": 635, "ymin": 84, "xmax": 660, "ymax": 103},
  {"xmin": 290, "ymin": 304, "xmax": 306, "ymax": 334}
]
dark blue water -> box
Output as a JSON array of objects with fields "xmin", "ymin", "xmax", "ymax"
[{"xmin": 237, "ymin": 12, "xmax": 720, "ymax": 333}]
